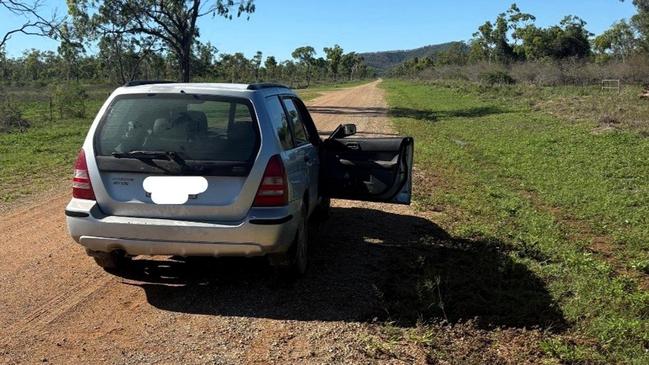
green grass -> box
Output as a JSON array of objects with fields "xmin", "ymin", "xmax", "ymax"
[
  {"xmin": 0, "ymin": 98, "xmax": 105, "ymax": 205},
  {"xmin": 430, "ymin": 80, "xmax": 649, "ymax": 135},
  {"xmin": 381, "ymin": 79, "xmax": 649, "ymax": 363}
]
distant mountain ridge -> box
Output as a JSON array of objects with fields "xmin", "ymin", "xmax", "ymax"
[{"xmin": 360, "ymin": 42, "xmax": 463, "ymax": 71}]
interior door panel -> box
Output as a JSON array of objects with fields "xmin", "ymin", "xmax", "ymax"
[{"xmin": 321, "ymin": 137, "xmax": 414, "ymax": 204}]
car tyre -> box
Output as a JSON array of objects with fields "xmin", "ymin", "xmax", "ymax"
[
  {"xmin": 269, "ymin": 204, "xmax": 309, "ymax": 277},
  {"xmin": 312, "ymin": 196, "xmax": 330, "ymax": 221}
]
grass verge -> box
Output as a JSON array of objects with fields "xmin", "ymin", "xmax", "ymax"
[
  {"xmin": 0, "ymin": 99, "xmax": 104, "ymax": 208},
  {"xmin": 379, "ymin": 79, "xmax": 648, "ymax": 363}
]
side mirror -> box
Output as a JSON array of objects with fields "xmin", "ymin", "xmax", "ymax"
[{"xmin": 330, "ymin": 123, "xmax": 357, "ymax": 139}]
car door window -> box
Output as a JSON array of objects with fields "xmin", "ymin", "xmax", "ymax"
[
  {"xmin": 282, "ymin": 97, "xmax": 310, "ymax": 146},
  {"xmin": 291, "ymin": 97, "xmax": 320, "ymax": 145},
  {"xmin": 265, "ymin": 96, "xmax": 293, "ymax": 150}
]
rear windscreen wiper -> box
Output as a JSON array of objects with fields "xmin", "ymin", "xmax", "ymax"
[
  {"xmin": 112, "ymin": 150, "xmax": 191, "ymax": 170},
  {"xmin": 112, "ymin": 150, "xmax": 172, "ymax": 160}
]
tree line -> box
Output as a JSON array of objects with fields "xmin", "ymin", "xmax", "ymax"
[
  {"xmin": 0, "ymin": 43, "xmax": 372, "ymax": 87},
  {"xmin": 392, "ymin": 2, "xmax": 649, "ymax": 80},
  {"xmin": 0, "ymin": 0, "xmax": 372, "ymax": 86}
]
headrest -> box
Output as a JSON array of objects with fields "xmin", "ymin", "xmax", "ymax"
[
  {"xmin": 186, "ymin": 111, "xmax": 208, "ymax": 132},
  {"xmin": 152, "ymin": 118, "xmax": 171, "ymax": 135}
]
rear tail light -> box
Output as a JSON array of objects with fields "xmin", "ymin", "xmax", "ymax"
[
  {"xmin": 72, "ymin": 149, "xmax": 96, "ymax": 200},
  {"xmin": 253, "ymin": 155, "xmax": 288, "ymax": 207}
]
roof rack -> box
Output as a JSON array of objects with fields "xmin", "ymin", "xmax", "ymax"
[
  {"xmin": 247, "ymin": 83, "xmax": 290, "ymax": 90},
  {"xmin": 124, "ymin": 80, "xmax": 177, "ymax": 87}
]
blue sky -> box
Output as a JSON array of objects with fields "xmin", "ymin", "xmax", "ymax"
[{"xmin": 0, "ymin": 0, "xmax": 637, "ymax": 60}]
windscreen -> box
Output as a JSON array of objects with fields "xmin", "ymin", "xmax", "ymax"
[{"xmin": 96, "ymin": 94, "xmax": 258, "ymax": 162}]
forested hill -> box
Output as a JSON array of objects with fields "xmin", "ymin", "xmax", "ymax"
[{"xmin": 359, "ymin": 42, "xmax": 462, "ymax": 71}]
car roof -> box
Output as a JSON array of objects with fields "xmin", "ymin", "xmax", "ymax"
[{"xmin": 114, "ymin": 82, "xmax": 295, "ymax": 98}]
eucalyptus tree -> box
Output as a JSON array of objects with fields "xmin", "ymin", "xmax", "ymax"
[
  {"xmin": 264, "ymin": 55, "xmax": 277, "ymax": 80},
  {"xmin": 219, "ymin": 52, "xmax": 251, "ymax": 82},
  {"xmin": 68, "ymin": 0, "xmax": 255, "ymax": 82},
  {"xmin": 57, "ymin": 24, "xmax": 85, "ymax": 80},
  {"xmin": 97, "ymin": 33, "xmax": 156, "ymax": 83},
  {"xmin": 629, "ymin": 0, "xmax": 649, "ymax": 51},
  {"xmin": 192, "ymin": 41, "xmax": 218, "ymax": 78},
  {"xmin": 594, "ymin": 20, "xmax": 638, "ymax": 62},
  {"xmin": 0, "ymin": 0, "xmax": 61, "ymax": 49},
  {"xmin": 312, "ymin": 57, "xmax": 328, "ymax": 80},
  {"xmin": 280, "ymin": 60, "xmax": 297, "ymax": 86},
  {"xmin": 251, "ymin": 51, "xmax": 262, "ymax": 81},
  {"xmin": 341, "ymin": 52, "xmax": 363, "ymax": 81},
  {"xmin": 291, "ymin": 46, "xmax": 315, "ymax": 86},
  {"xmin": 323, "ymin": 44, "xmax": 343, "ymax": 81}
]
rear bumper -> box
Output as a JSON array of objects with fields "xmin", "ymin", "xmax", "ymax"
[{"xmin": 65, "ymin": 198, "xmax": 298, "ymax": 257}]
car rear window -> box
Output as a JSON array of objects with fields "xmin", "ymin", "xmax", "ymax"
[{"xmin": 96, "ymin": 94, "xmax": 258, "ymax": 162}]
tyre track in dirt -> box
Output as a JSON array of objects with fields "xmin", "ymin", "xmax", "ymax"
[{"xmin": 0, "ymin": 80, "xmax": 432, "ymax": 364}]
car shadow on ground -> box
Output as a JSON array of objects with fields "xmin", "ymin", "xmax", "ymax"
[{"xmin": 113, "ymin": 207, "xmax": 565, "ymax": 331}]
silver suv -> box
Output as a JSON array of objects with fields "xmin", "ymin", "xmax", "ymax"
[{"xmin": 65, "ymin": 81, "xmax": 413, "ymax": 275}]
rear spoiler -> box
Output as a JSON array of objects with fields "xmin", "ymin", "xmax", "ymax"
[{"xmin": 123, "ymin": 80, "xmax": 177, "ymax": 87}]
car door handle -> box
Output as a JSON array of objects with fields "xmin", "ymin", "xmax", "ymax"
[{"xmin": 345, "ymin": 142, "xmax": 360, "ymax": 150}]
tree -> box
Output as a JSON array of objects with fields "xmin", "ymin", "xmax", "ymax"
[
  {"xmin": 280, "ymin": 60, "xmax": 297, "ymax": 86},
  {"xmin": 264, "ymin": 55, "xmax": 277, "ymax": 80},
  {"xmin": 594, "ymin": 20, "xmax": 637, "ymax": 62},
  {"xmin": 468, "ymin": 38, "xmax": 490, "ymax": 63},
  {"xmin": 1, "ymin": 0, "xmax": 61, "ymax": 49},
  {"xmin": 630, "ymin": 0, "xmax": 649, "ymax": 51},
  {"xmin": 291, "ymin": 46, "xmax": 315, "ymax": 86},
  {"xmin": 21, "ymin": 49, "xmax": 45, "ymax": 80},
  {"xmin": 312, "ymin": 57, "xmax": 328, "ymax": 80},
  {"xmin": 473, "ymin": 4, "xmax": 591, "ymax": 62},
  {"xmin": 323, "ymin": 44, "xmax": 343, "ymax": 81},
  {"xmin": 472, "ymin": 6, "xmax": 517, "ymax": 64},
  {"xmin": 341, "ymin": 52, "xmax": 363, "ymax": 80},
  {"xmin": 251, "ymin": 50, "xmax": 262, "ymax": 81},
  {"xmin": 98, "ymin": 33, "xmax": 156, "ymax": 84},
  {"xmin": 219, "ymin": 52, "xmax": 251, "ymax": 82},
  {"xmin": 0, "ymin": 46, "xmax": 8, "ymax": 79},
  {"xmin": 68, "ymin": 0, "xmax": 255, "ymax": 82},
  {"xmin": 58, "ymin": 24, "xmax": 85, "ymax": 80},
  {"xmin": 508, "ymin": 3, "xmax": 536, "ymax": 50},
  {"xmin": 192, "ymin": 41, "xmax": 218, "ymax": 78},
  {"xmin": 552, "ymin": 16, "xmax": 592, "ymax": 59}
]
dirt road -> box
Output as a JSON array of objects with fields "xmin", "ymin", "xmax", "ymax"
[{"xmin": 0, "ymin": 81, "xmax": 431, "ymax": 364}]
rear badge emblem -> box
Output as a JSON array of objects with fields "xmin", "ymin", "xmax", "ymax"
[{"xmin": 143, "ymin": 176, "xmax": 208, "ymax": 204}]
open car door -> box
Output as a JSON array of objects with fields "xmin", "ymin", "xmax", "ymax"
[{"xmin": 320, "ymin": 124, "xmax": 414, "ymax": 204}]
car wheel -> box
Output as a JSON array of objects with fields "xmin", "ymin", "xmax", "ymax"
[
  {"xmin": 312, "ymin": 196, "xmax": 330, "ymax": 221},
  {"xmin": 87, "ymin": 249, "xmax": 130, "ymax": 271},
  {"xmin": 292, "ymin": 208, "xmax": 309, "ymax": 275},
  {"xmin": 269, "ymin": 204, "xmax": 309, "ymax": 276}
]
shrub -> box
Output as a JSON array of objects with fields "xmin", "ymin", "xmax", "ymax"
[
  {"xmin": 0, "ymin": 94, "xmax": 30, "ymax": 133},
  {"xmin": 407, "ymin": 57, "xmax": 649, "ymax": 87},
  {"xmin": 51, "ymin": 82, "xmax": 88, "ymax": 118},
  {"xmin": 510, "ymin": 61, "xmax": 565, "ymax": 86},
  {"xmin": 478, "ymin": 70, "xmax": 515, "ymax": 86}
]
